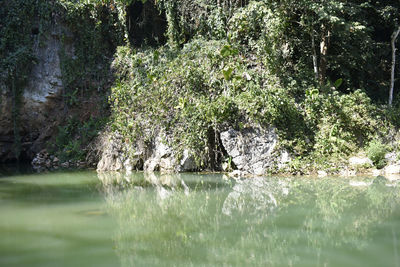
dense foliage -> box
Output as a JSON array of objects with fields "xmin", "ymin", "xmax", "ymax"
[
  {"xmin": 1, "ymin": 0, "xmax": 400, "ymax": 170},
  {"xmin": 107, "ymin": 0, "xmax": 399, "ymax": 171}
]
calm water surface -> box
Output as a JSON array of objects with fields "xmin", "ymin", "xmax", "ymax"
[{"xmin": 1, "ymin": 167, "xmax": 400, "ymax": 267}]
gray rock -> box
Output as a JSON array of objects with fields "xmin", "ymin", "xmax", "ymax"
[
  {"xmin": 144, "ymin": 134, "xmax": 197, "ymax": 173},
  {"xmin": 385, "ymin": 152, "xmax": 399, "ymax": 164},
  {"xmin": 97, "ymin": 133, "xmax": 143, "ymax": 172},
  {"xmin": 123, "ymin": 158, "xmax": 133, "ymax": 173},
  {"xmin": 144, "ymin": 134, "xmax": 172, "ymax": 172},
  {"xmin": 349, "ymin": 156, "xmax": 373, "ymax": 167},
  {"xmin": 220, "ymin": 126, "xmax": 283, "ymax": 175},
  {"xmin": 384, "ymin": 164, "xmax": 400, "ymax": 175},
  {"xmin": 277, "ymin": 150, "xmax": 291, "ymax": 169},
  {"xmin": 221, "ymin": 162, "xmax": 230, "ymax": 172},
  {"xmin": 45, "ymin": 159, "xmax": 51, "ymax": 168},
  {"xmin": 178, "ymin": 150, "xmax": 196, "ymax": 172},
  {"xmin": 61, "ymin": 162, "xmax": 69, "ymax": 168},
  {"xmin": 97, "ymin": 131, "xmax": 199, "ymax": 174}
]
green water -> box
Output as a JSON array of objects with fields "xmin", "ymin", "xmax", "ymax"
[{"xmin": 1, "ymin": 169, "xmax": 400, "ymax": 267}]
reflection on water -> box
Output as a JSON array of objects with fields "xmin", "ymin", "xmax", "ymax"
[
  {"xmin": 102, "ymin": 173, "xmax": 400, "ymax": 267},
  {"xmin": 0, "ymin": 169, "xmax": 399, "ymax": 267}
]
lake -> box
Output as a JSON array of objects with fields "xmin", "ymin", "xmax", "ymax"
[{"xmin": 0, "ymin": 167, "xmax": 399, "ymax": 266}]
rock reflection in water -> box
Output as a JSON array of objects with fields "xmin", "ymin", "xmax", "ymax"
[
  {"xmin": 222, "ymin": 177, "xmax": 289, "ymax": 217},
  {"xmin": 99, "ymin": 173, "xmax": 400, "ymax": 267}
]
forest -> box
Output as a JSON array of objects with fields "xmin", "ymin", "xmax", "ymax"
[{"xmin": 1, "ymin": 0, "xmax": 400, "ymax": 174}]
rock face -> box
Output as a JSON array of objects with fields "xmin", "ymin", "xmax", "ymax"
[
  {"xmin": 0, "ymin": 26, "xmax": 65, "ymax": 162},
  {"xmin": 220, "ymin": 126, "xmax": 287, "ymax": 175},
  {"xmin": 97, "ymin": 133, "xmax": 144, "ymax": 172},
  {"xmin": 97, "ymin": 125, "xmax": 288, "ymax": 175},
  {"xmin": 383, "ymin": 152, "xmax": 400, "ymax": 175},
  {"xmin": 143, "ymin": 134, "xmax": 174, "ymax": 172},
  {"xmin": 97, "ymin": 131, "xmax": 197, "ymax": 173},
  {"xmin": 143, "ymin": 135, "xmax": 197, "ymax": 173}
]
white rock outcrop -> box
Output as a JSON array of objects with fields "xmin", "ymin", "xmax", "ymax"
[{"xmin": 220, "ymin": 126, "xmax": 288, "ymax": 175}]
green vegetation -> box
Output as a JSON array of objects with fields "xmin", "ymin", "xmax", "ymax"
[
  {"xmin": 367, "ymin": 140, "xmax": 389, "ymax": 169},
  {"xmin": 107, "ymin": 0, "xmax": 399, "ymax": 171},
  {"xmin": 58, "ymin": 0, "xmax": 123, "ymax": 107},
  {"xmin": 1, "ymin": 0, "xmax": 400, "ymax": 170},
  {"xmin": 50, "ymin": 117, "xmax": 107, "ymax": 161}
]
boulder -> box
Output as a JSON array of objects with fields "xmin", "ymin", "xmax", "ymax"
[
  {"xmin": 385, "ymin": 152, "xmax": 400, "ymax": 165},
  {"xmin": 144, "ymin": 134, "xmax": 197, "ymax": 173},
  {"xmin": 143, "ymin": 134, "xmax": 173, "ymax": 172},
  {"xmin": 178, "ymin": 150, "xmax": 197, "ymax": 172},
  {"xmin": 220, "ymin": 126, "xmax": 285, "ymax": 175}
]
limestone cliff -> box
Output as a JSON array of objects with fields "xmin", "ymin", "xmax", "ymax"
[{"xmin": 0, "ymin": 26, "xmax": 65, "ymax": 162}]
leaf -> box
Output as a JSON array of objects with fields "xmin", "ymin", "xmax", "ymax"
[
  {"xmin": 222, "ymin": 67, "xmax": 234, "ymax": 80},
  {"xmin": 220, "ymin": 45, "xmax": 238, "ymax": 58},
  {"xmin": 334, "ymin": 78, "xmax": 343, "ymax": 89},
  {"xmin": 153, "ymin": 50, "xmax": 160, "ymax": 61}
]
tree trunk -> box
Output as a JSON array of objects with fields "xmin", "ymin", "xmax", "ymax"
[
  {"xmin": 319, "ymin": 26, "xmax": 330, "ymax": 85},
  {"xmin": 389, "ymin": 26, "xmax": 400, "ymax": 107},
  {"xmin": 311, "ymin": 25, "xmax": 319, "ymax": 81}
]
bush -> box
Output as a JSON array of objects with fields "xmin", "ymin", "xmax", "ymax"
[
  {"xmin": 367, "ymin": 140, "xmax": 388, "ymax": 169},
  {"xmin": 306, "ymin": 89, "xmax": 381, "ymax": 159}
]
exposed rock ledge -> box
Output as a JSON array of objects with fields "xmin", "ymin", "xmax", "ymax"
[
  {"xmin": 96, "ymin": 125, "xmax": 290, "ymax": 175},
  {"xmin": 220, "ymin": 126, "xmax": 290, "ymax": 175},
  {"xmin": 96, "ymin": 131, "xmax": 197, "ymax": 173}
]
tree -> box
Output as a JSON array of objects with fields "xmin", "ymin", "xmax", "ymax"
[{"xmin": 389, "ymin": 26, "xmax": 400, "ymax": 106}]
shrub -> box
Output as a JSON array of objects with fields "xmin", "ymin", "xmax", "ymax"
[
  {"xmin": 367, "ymin": 140, "xmax": 388, "ymax": 169},
  {"xmin": 306, "ymin": 89, "xmax": 381, "ymax": 159}
]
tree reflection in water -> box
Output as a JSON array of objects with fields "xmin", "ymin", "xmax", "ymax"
[{"xmin": 98, "ymin": 172, "xmax": 400, "ymax": 267}]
